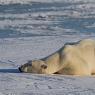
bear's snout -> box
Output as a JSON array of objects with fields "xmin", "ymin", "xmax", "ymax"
[{"xmin": 19, "ymin": 67, "xmax": 22, "ymax": 72}]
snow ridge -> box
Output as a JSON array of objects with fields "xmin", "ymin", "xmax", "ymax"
[{"xmin": 0, "ymin": 0, "xmax": 95, "ymax": 4}]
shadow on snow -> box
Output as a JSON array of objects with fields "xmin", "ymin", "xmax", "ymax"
[{"xmin": 0, "ymin": 68, "xmax": 20, "ymax": 73}]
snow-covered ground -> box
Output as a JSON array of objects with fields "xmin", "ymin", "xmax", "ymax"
[{"xmin": 0, "ymin": 0, "xmax": 95, "ymax": 94}]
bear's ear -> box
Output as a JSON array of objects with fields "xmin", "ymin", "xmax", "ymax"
[{"xmin": 41, "ymin": 64, "xmax": 47, "ymax": 69}]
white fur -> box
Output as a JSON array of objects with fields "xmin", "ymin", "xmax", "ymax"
[{"xmin": 20, "ymin": 39, "xmax": 95, "ymax": 75}]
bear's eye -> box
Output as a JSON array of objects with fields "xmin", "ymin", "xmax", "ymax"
[
  {"xmin": 28, "ymin": 63, "xmax": 32, "ymax": 66},
  {"xmin": 41, "ymin": 64, "xmax": 47, "ymax": 69}
]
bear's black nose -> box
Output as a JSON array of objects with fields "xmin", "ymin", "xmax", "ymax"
[{"xmin": 19, "ymin": 67, "xmax": 22, "ymax": 72}]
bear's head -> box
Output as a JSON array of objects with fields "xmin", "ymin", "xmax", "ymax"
[{"xmin": 19, "ymin": 60, "xmax": 47, "ymax": 74}]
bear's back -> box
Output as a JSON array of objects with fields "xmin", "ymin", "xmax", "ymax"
[
  {"xmin": 61, "ymin": 39, "xmax": 95, "ymax": 65},
  {"xmin": 78, "ymin": 39, "xmax": 95, "ymax": 71},
  {"xmin": 78, "ymin": 39, "xmax": 95, "ymax": 55},
  {"xmin": 78, "ymin": 39, "xmax": 95, "ymax": 47}
]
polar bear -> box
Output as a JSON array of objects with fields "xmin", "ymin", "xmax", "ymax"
[{"xmin": 19, "ymin": 39, "xmax": 95, "ymax": 75}]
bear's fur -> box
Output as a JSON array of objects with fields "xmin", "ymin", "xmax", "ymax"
[{"xmin": 19, "ymin": 39, "xmax": 95, "ymax": 75}]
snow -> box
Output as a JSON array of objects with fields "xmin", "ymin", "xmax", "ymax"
[
  {"xmin": 1, "ymin": 73, "xmax": 95, "ymax": 95},
  {"xmin": 0, "ymin": 0, "xmax": 95, "ymax": 94}
]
